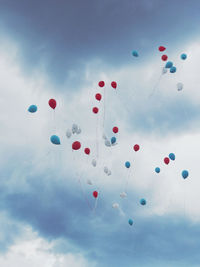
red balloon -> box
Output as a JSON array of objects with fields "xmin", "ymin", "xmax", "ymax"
[
  {"xmin": 113, "ymin": 126, "xmax": 118, "ymax": 133},
  {"xmin": 92, "ymin": 107, "xmax": 99, "ymax": 114},
  {"xmin": 111, "ymin": 81, "xmax": 117, "ymax": 89},
  {"xmin": 95, "ymin": 93, "xmax": 102, "ymax": 101},
  {"xmin": 164, "ymin": 157, "xmax": 170, "ymax": 165},
  {"xmin": 133, "ymin": 144, "xmax": 140, "ymax": 151},
  {"xmin": 48, "ymin": 99, "xmax": 57, "ymax": 109},
  {"xmin": 98, "ymin": 81, "xmax": 105, "ymax": 87},
  {"xmin": 161, "ymin": 55, "xmax": 168, "ymax": 61},
  {"xmin": 72, "ymin": 141, "xmax": 81, "ymax": 150},
  {"xmin": 159, "ymin": 46, "xmax": 166, "ymax": 52},
  {"xmin": 84, "ymin": 148, "xmax": 90, "ymax": 155},
  {"xmin": 93, "ymin": 191, "xmax": 98, "ymax": 198}
]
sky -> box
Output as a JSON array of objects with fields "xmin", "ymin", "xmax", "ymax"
[{"xmin": 1, "ymin": 0, "xmax": 200, "ymax": 266}]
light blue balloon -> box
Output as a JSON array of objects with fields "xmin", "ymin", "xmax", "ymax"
[
  {"xmin": 165, "ymin": 61, "xmax": 173, "ymax": 68},
  {"xmin": 181, "ymin": 53, "xmax": 187, "ymax": 60},
  {"xmin": 170, "ymin": 66, "xmax": 176, "ymax": 73},
  {"xmin": 132, "ymin": 50, "xmax": 139, "ymax": 57},
  {"xmin": 50, "ymin": 135, "xmax": 61, "ymax": 145},
  {"xmin": 169, "ymin": 153, "xmax": 175, "ymax": 160},
  {"xmin": 111, "ymin": 136, "xmax": 116, "ymax": 144},
  {"xmin": 128, "ymin": 219, "xmax": 133, "ymax": 226},
  {"xmin": 28, "ymin": 105, "xmax": 37, "ymax": 113},
  {"xmin": 125, "ymin": 161, "xmax": 131, "ymax": 168},
  {"xmin": 140, "ymin": 198, "xmax": 146, "ymax": 205},
  {"xmin": 182, "ymin": 170, "xmax": 189, "ymax": 179},
  {"xmin": 155, "ymin": 167, "xmax": 160, "ymax": 173}
]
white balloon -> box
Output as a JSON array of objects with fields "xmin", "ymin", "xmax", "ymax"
[
  {"xmin": 87, "ymin": 179, "xmax": 92, "ymax": 185},
  {"xmin": 76, "ymin": 127, "xmax": 81, "ymax": 134},
  {"xmin": 72, "ymin": 123, "xmax": 78, "ymax": 134},
  {"xmin": 120, "ymin": 192, "xmax": 127, "ymax": 198},
  {"xmin": 92, "ymin": 159, "xmax": 97, "ymax": 167},
  {"xmin": 177, "ymin": 82, "xmax": 183, "ymax": 91},
  {"xmin": 107, "ymin": 170, "xmax": 112, "ymax": 176},
  {"xmin": 162, "ymin": 67, "xmax": 167, "ymax": 74},
  {"xmin": 104, "ymin": 166, "xmax": 109, "ymax": 174},
  {"xmin": 66, "ymin": 129, "xmax": 72, "ymax": 138},
  {"xmin": 112, "ymin": 203, "xmax": 119, "ymax": 209},
  {"xmin": 105, "ymin": 140, "xmax": 111, "ymax": 147}
]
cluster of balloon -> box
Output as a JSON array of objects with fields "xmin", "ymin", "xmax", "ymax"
[
  {"xmin": 104, "ymin": 166, "xmax": 111, "ymax": 176},
  {"xmin": 28, "ymin": 105, "xmax": 37, "ymax": 113},
  {"xmin": 158, "ymin": 46, "xmax": 168, "ymax": 62},
  {"xmin": 66, "ymin": 124, "xmax": 81, "ymax": 139}
]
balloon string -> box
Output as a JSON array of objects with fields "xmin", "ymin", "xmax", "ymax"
[
  {"xmin": 148, "ymin": 73, "xmax": 163, "ymax": 98},
  {"xmin": 103, "ymin": 86, "xmax": 106, "ymax": 133},
  {"xmin": 78, "ymin": 178, "xmax": 93, "ymax": 211}
]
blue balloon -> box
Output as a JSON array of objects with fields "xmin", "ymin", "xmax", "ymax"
[
  {"xmin": 155, "ymin": 167, "xmax": 160, "ymax": 173},
  {"xmin": 50, "ymin": 135, "xmax": 61, "ymax": 145},
  {"xmin": 28, "ymin": 105, "xmax": 37, "ymax": 113},
  {"xmin": 111, "ymin": 136, "xmax": 116, "ymax": 144},
  {"xmin": 165, "ymin": 61, "xmax": 173, "ymax": 68},
  {"xmin": 140, "ymin": 198, "xmax": 146, "ymax": 205},
  {"xmin": 169, "ymin": 153, "xmax": 175, "ymax": 160},
  {"xmin": 170, "ymin": 66, "xmax": 176, "ymax": 73},
  {"xmin": 128, "ymin": 219, "xmax": 133, "ymax": 226},
  {"xmin": 132, "ymin": 50, "xmax": 139, "ymax": 57},
  {"xmin": 125, "ymin": 161, "xmax": 131, "ymax": 168},
  {"xmin": 182, "ymin": 170, "xmax": 189, "ymax": 179},
  {"xmin": 181, "ymin": 53, "xmax": 187, "ymax": 60}
]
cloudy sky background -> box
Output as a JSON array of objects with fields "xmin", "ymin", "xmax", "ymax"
[{"xmin": 1, "ymin": 0, "xmax": 200, "ymax": 266}]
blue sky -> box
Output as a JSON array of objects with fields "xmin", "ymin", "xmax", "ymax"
[{"xmin": 1, "ymin": 1, "xmax": 200, "ymax": 266}]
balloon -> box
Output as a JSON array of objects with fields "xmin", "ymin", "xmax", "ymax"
[
  {"xmin": 87, "ymin": 179, "xmax": 92, "ymax": 185},
  {"xmin": 165, "ymin": 61, "xmax": 173, "ymax": 68},
  {"xmin": 50, "ymin": 135, "xmax": 60, "ymax": 145},
  {"xmin": 177, "ymin": 83, "xmax": 183, "ymax": 91},
  {"xmin": 161, "ymin": 55, "xmax": 168, "ymax": 61},
  {"xmin": 111, "ymin": 136, "xmax": 116, "ymax": 144},
  {"xmin": 158, "ymin": 46, "xmax": 166, "ymax": 52},
  {"xmin": 104, "ymin": 166, "xmax": 109, "ymax": 174},
  {"xmin": 105, "ymin": 140, "xmax": 111, "ymax": 147},
  {"xmin": 125, "ymin": 161, "xmax": 131, "ymax": 168},
  {"xmin": 155, "ymin": 167, "xmax": 160, "ymax": 173},
  {"xmin": 111, "ymin": 81, "xmax": 117, "ymax": 89},
  {"xmin": 107, "ymin": 170, "xmax": 112, "ymax": 176},
  {"xmin": 72, "ymin": 124, "xmax": 78, "ymax": 134},
  {"xmin": 92, "ymin": 159, "xmax": 97, "ymax": 167},
  {"xmin": 93, "ymin": 191, "xmax": 98, "ymax": 198},
  {"xmin": 128, "ymin": 219, "xmax": 133, "ymax": 226},
  {"xmin": 169, "ymin": 153, "xmax": 175, "ymax": 160},
  {"xmin": 48, "ymin": 99, "xmax": 56, "ymax": 109},
  {"xmin": 140, "ymin": 198, "xmax": 146, "ymax": 205},
  {"xmin": 132, "ymin": 50, "xmax": 139, "ymax": 57},
  {"xmin": 112, "ymin": 203, "xmax": 119, "ymax": 209},
  {"xmin": 66, "ymin": 129, "xmax": 72, "ymax": 138},
  {"xmin": 72, "ymin": 141, "xmax": 81, "ymax": 150},
  {"xmin": 120, "ymin": 192, "xmax": 127, "ymax": 198},
  {"xmin": 181, "ymin": 53, "xmax": 187, "ymax": 60},
  {"xmin": 98, "ymin": 81, "xmax": 105, "ymax": 87},
  {"xmin": 162, "ymin": 67, "xmax": 168, "ymax": 74},
  {"xmin": 95, "ymin": 93, "xmax": 102, "ymax": 101},
  {"xmin": 164, "ymin": 157, "xmax": 170, "ymax": 165},
  {"xmin": 92, "ymin": 107, "xmax": 99, "ymax": 114},
  {"xmin": 170, "ymin": 66, "xmax": 176, "ymax": 73},
  {"xmin": 76, "ymin": 127, "xmax": 81, "ymax": 134},
  {"xmin": 113, "ymin": 127, "xmax": 118, "ymax": 133},
  {"xmin": 182, "ymin": 170, "xmax": 189, "ymax": 179},
  {"xmin": 134, "ymin": 144, "xmax": 140, "ymax": 151},
  {"xmin": 84, "ymin": 148, "xmax": 90, "ymax": 155},
  {"xmin": 28, "ymin": 105, "xmax": 37, "ymax": 113}
]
